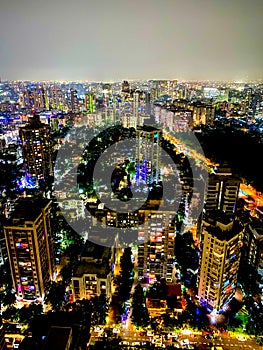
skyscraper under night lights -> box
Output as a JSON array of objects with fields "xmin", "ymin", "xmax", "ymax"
[
  {"xmin": 136, "ymin": 125, "xmax": 162, "ymax": 185},
  {"xmin": 4, "ymin": 198, "xmax": 55, "ymax": 302},
  {"xmin": 19, "ymin": 114, "xmax": 53, "ymax": 185},
  {"xmin": 198, "ymin": 216, "xmax": 244, "ymax": 311}
]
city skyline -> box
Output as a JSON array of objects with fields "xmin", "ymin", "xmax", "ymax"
[
  {"xmin": 0, "ymin": 0, "xmax": 263, "ymax": 81},
  {"xmin": 1, "ymin": 78, "xmax": 263, "ymax": 348}
]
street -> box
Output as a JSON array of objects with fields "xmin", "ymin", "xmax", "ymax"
[{"xmin": 89, "ymin": 325, "xmax": 263, "ymax": 349}]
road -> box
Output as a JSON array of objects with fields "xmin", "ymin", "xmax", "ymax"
[
  {"xmin": 89, "ymin": 326, "xmax": 263, "ymax": 349},
  {"xmin": 239, "ymin": 183, "xmax": 263, "ymax": 209},
  {"xmin": 178, "ymin": 332, "xmax": 263, "ymax": 350},
  {"xmin": 162, "ymin": 132, "xmax": 217, "ymax": 169}
]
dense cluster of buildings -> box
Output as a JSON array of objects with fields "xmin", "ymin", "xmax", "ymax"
[{"xmin": 0, "ymin": 79, "xmax": 263, "ymax": 349}]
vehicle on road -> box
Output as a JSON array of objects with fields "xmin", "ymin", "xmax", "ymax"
[
  {"xmin": 237, "ymin": 335, "xmax": 247, "ymax": 341},
  {"xmin": 204, "ymin": 333, "xmax": 213, "ymax": 339}
]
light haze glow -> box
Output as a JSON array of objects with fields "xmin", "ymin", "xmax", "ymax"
[{"xmin": 0, "ymin": 0, "xmax": 262, "ymax": 81}]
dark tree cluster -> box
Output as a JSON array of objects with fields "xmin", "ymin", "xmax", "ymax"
[
  {"xmin": 174, "ymin": 231, "xmax": 199, "ymax": 288},
  {"xmin": 50, "ymin": 203, "xmax": 85, "ymax": 285},
  {"xmin": 26, "ymin": 295, "xmax": 109, "ymax": 350},
  {"xmin": 244, "ymin": 296, "xmax": 263, "ymax": 337},
  {"xmin": 115, "ymin": 247, "xmax": 134, "ymax": 319},
  {"xmin": 147, "ymin": 278, "xmax": 168, "ymax": 300},
  {"xmin": 131, "ymin": 284, "xmax": 150, "ymax": 327},
  {"xmin": 196, "ymin": 125, "xmax": 263, "ymax": 191},
  {"xmin": 2, "ymin": 302, "xmax": 43, "ymax": 326}
]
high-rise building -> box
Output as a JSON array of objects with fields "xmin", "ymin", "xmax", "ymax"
[
  {"xmin": 51, "ymin": 88, "xmax": 65, "ymax": 110},
  {"xmin": 205, "ymin": 167, "xmax": 240, "ymax": 215},
  {"xmin": 32, "ymin": 87, "xmax": 46, "ymax": 111},
  {"xmin": 85, "ymin": 93, "xmax": 96, "ymax": 113},
  {"xmin": 70, "ymin": 89, "xmax": 79, "ymax": 112},
  {"xmin": 144, "ymin": 91, "xmax": 151, "ymax": 115},
  {"xmin": 0, "ymin": 318, "xmax": 6, "ymax": 350},
  {"xmin": 188, "ymin": 102, "xmax": 215, "ymax": 126},
  {"xmin": 136, "ymin": 125, "xmax": 162, "ymax": 185},
  {"xmin": 4, "ymin": 198, "xmax": 55, "ymax": 301},
  {"xmin": 20, "ymin": 87, "xmax": 47, "ymax": 112},
  {"xmin": 137, "ymin": 210, "xmax": 176, "ymax": 283},
  {"xmin": 19, "ymin": 114, "xmax": 53, "ymax": 184},
  {"xmin": 149, "ymin": 80, "xmax": 177, "ymax": 99},
  {"xmin": 0, "ymin": 229, "xmax": 7, "ymax": 266},
  {"xmin": 101, "ymin": 83, "xmax": 112, "ymax": 108},
  {"xmin": 198, "ymin": 215, "xmax": 244, "ymax": 311},
  {"xmin": 242, "ymin": 221, "xmax": 263, "ymax": 271},
  {"xmin": 122, "ymin": 113, "xmax": 137, "ymax": 129},
  {"xmin": 155, "ymin": 106, "xmax": 193, "ymax": 132},
  {"xmin": 122, "ymin": 80, "xmax": 130, "ymax": 93},
  {"xmin": 132, "ymin": 90, "xmax": 141, "ymax": 124}
]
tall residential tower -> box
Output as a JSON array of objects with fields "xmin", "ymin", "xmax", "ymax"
[
  {"xmin": 136, "ymin": 125, "xmax": 162, "ymax": 185},
  {"xmin": 198, "ymin": 214, "xmax": 244, "ymax": 311},
  {"xmin": 19, "ymin": 114, "xmax": 53, "ymax": 185},
  {"xmin": 4, "ymin": 198, "xmax": 55, "ymax": 301},
  {"xmin": 205, "ymin": 167, "xmax": 240, "ymax": 215}
]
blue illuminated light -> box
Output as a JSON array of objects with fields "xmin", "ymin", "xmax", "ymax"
[{"xmin": 224, "ymin": 280, "xmax": 229, "ymax": 287}]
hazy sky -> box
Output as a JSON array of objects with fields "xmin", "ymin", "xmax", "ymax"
[{"xmin": 0, "ymin": 0, "xmax": 262, "ymax": 81}]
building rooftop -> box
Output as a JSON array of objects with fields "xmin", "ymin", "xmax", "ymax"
[
  {"xmin": 5, "ymin": 198, "xmax": 50, "ymax": 226},
  {"xmin": 203, "ymin": 210, "xmax": 244, "ymax": 240},
  {"xmin": 73, "ymin": 241, "xmax": 111, "ymax": 278},
  {"xmin": 205, "ymin": 219, "xmax": 243, "ymax": 241},
  {"xmin": 81, "ymin": 240, "xmax": 111, "ymax": 261},
  {"xmin": 136, "ymin": 124, "xmax": 161, "ymax": 133},
  {"xmin": 42, "ymin": 326, "xmax": 72, "ymax": 350},
  {"xmin": 167, "ymin": 284, "xmax": 182, "ymax": 297},
  {"xmin": 21, "ymin": 114, "xmax": 48, "ymax": 130},
  {"xmin": 73, "ymin": 260, "xmax": 110, "ymax": 278},
  {"xmin": 214, "ymin": 166, "xmax": 232, "ymax": 176},
  {"xmin": 204, "ymin": 210, "xmax": 233, "ymax": 225}
]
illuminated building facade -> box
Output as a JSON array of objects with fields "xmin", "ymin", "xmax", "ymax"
[
  {"xmin": 198, "ymin": 216, "xmax": 244, "ymax": 311},
  {"xmin": 19, "ymin": 114, "xmax": 53, "ymax": 184},
  {"xmin": 51, "ymin": 88, "xmax": 65, "ymax": 110},
  {"xmin": 144, "ymin": 91, "xmax": 151, "ymax": 115},
  {"xmin": 155, "ymin": 106, "xmax": 193, "ymax": 132},
  {"xmin": 205, "ymin": 168, "xmax": 240, "ymax": 215},
  {"xmin": 137, "ymin": 210, "xmax": 176, "ymax": 282},
  {"xmin": 72, "ymin": 265, "xmax": 111, "ymax": 301},
  {"xmin": 136, "ymin": 125, "xmax": 162, "ymax": 185},
  {"xmin": 242, "ymin": 223, "xmax": 263, "ymax": 270},
  {"xmin": 20, "ymin": 87, "xmax": 47, "ymax": 111},
  {"xmin": 171, "ymin": 100, "xmax": 215, "ymax": 126},
  {"xmin": 85, "ymin": 93, "xmax": 96, "ymax": 113},
  {"xmin": 0, "ymin": 230, "xmax": 7, "ymax": 266},
  {"xmin": 72, "ymin": 244, "xmax": 112, "ymax": 300},
  {"xmin": 122, "ymin": 113, "xmax": 137, "ymax": 129},
  {"xmin": 189, "ymin": 102, "xmax": 215, "ymax": 126},
  {"xmin": 133, "ymin": 90, "xmax": 140, "ymax": 123},
  {"xmin": 149, "ymin": 80, "xmax": 177, "ymax": 99},
  {"xmin": 70, "ymin": 89, "xmax": 79, "ymax": 112},
  {"xmin": 4, "ymin": 199, "xmax": 55, "ymax": 301}
]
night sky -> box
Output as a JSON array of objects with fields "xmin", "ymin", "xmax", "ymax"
[{"xmin": 0, "ymin": 0, "xmax": 262, "ymax": 81}]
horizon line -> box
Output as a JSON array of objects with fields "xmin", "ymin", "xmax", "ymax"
[{"xmin": 1, "ymin": 77, "xmax": 263, "ymax": 84}]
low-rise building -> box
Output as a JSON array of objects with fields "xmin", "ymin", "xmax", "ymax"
[
  {"xmin": 72, "ymin": 243, "xmax": 112, "ymax": 301},
  {"xmin": 42, "ymin": 326, "xmax": 72, "ymax": 350}
]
